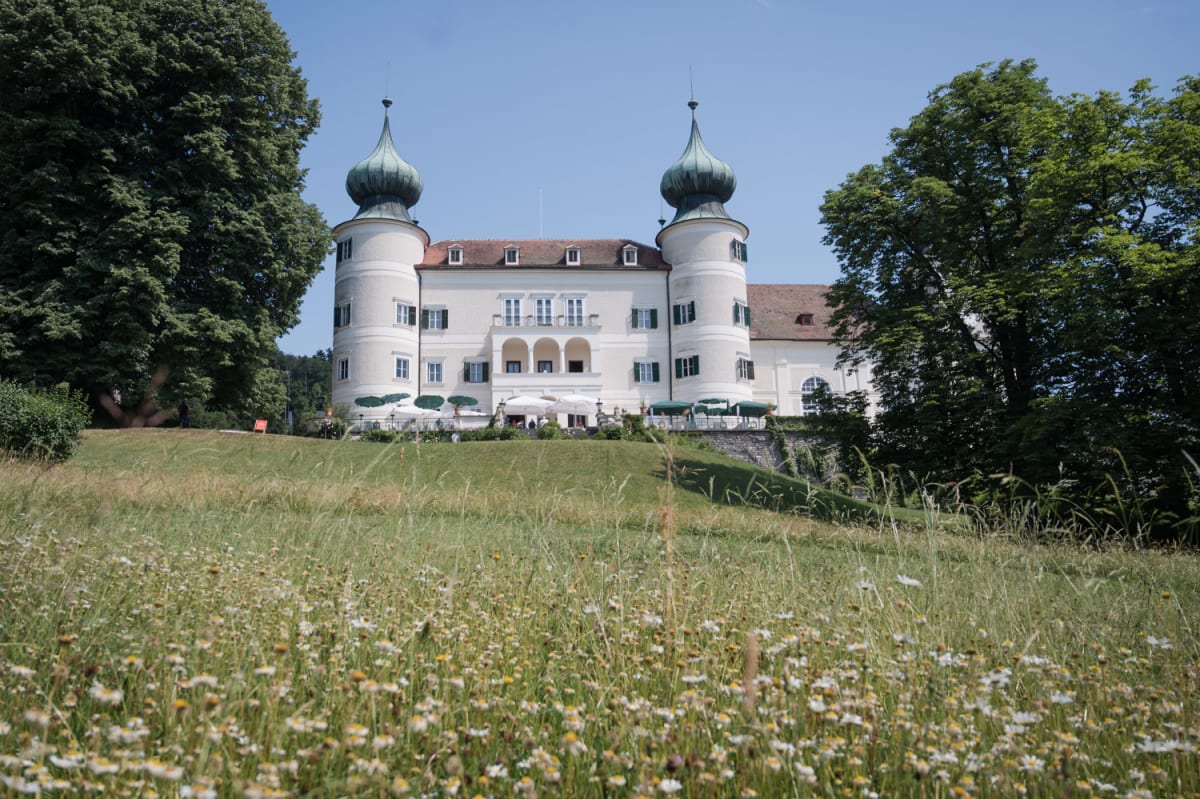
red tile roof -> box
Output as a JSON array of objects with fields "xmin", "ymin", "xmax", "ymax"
[
  {"xmin": 746, "ymin": 284, "xmax": 837, "ymax": 341},
  {"xmin": 421, "ymin": 239, "xmax": 669, "ymax": 269}
]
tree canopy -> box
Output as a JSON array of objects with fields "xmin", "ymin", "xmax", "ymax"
[
  {"xmin": 0, "ymin": 0, "xmax": 328, "ymax": 419},
  {"xmin": 821, "ymin": 59, "xmax": 1199, "ymax": 534}
]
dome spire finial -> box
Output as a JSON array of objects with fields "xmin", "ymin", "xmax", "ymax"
[
  {"xmin": 658, "ymin": 96, "xmax": 737, "ymax": 226},
  {"xmin": 345, "ymin": 99, "xmax": 423, "ymax": 222}
]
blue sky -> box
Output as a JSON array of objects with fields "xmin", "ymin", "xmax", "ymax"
[{"xmin": 271, "ymin": 0, "xmax": 1198, "ymax": 356}]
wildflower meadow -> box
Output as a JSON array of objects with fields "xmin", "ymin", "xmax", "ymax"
[{"xmin": 0, "ymin": 430, "xmax": 1195, "ymax": 797}]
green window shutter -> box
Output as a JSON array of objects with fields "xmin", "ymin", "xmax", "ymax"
[
  {"xmin": 633, "ymin": 362, "xmax": 641, "ymax": 383},
  {"xmin": 464, "ymin": 364, "xmax": 471, "ymax": 381},
  {"xmin": 748, "ymin": 361, "xmax": 755, "ymax": 380},
  {"xmin": 675, "ymin": 358, "xmax": 683, "ymax": 379},
  {"xmin": 334, "ymin": 307, "xmax": 341, "ymax": 327},
  {"xmin": 650, "ymin": 308, "xmax": 658, "ymax": 329},
  {"xmin": 631, "ymin": 309, "xmax": 637, "ymax": 327},
  {"xmin": 481, "ymin": 363, "xmax": 489, "ymax": 382},
  {"xmin": 688, "ymin": 301, "xmax": 695, "ymax": 321},
  {"xmin": 442, "ymin": 310, "xmax": 449, "ymax": 328},
  {"xmin": 673, "ymin": 304, "xmax": 682, "ymax": 325},
  {"xmin": 652, "ymin": 362, "xmax": 660, "ymax": 382},
  {"xmin": 421, "ymin": 309, "xmax": 430, "ymax": 329},
  {"xmin": 744, "ymin": 306, "xmax": 751, "ymax": 327},
  {"xmin": 692, "ymin": 355, "xmax": 700, "ymax": 375}
]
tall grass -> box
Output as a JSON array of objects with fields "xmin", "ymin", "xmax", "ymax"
[{"xmin": 0, "ymin": 430, "xmax": 1195, "ymax": 797}]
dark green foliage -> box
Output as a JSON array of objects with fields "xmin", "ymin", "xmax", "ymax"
[
  {"xmin": 596, "ymin": 424, "xmax": 624, "ymax": 440},
  {"xmin": 620, "ymin": 414, "xmax": 667, "ymax": 443},
  {"xmin": 0, "ymin": 0, "xmax": 328, "ymax": 421},
  {"xmin": 462, "ymin": 425, "xmax": 521, "ymax": 441},
  {"xmin": 360, "ymin": 429, "xmax": 397, "ymax": 444},
  {"xmin": 0, "ymin": 381, "xmax": 91, "ymax": 461},
  {"xmin": 276, "ymin": 349, "xmax": 331, "ymax": 435},
  {"xmin": 535, "ymin": 420, "xmax": 565, "ymax": 440},
  {"xmin": 821, "ymin": 60, "xmax": 1200, "ymax": 539}
]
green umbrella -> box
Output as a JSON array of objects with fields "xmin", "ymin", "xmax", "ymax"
[
  {"xmin": 695, "ymin": 398, "xmax": 729, "ymax": 414},
  {"xmin": 413, "ymin": 394, "xmax": 445, "ymax": 410},
  {"xmin": 649, "ymin": 400, "xmax": 693, "ymax": 416},
  {"xmin": 353, "ymin": 395, "xmax": 385, "ymax": 408},
  {"xmin": 733, "ymin": 400, "xmax": 770, "ymax": 417},
  {"xmin": 447, "ymin": 395, "xmax": 479, "ymax": 408},
  {"xmin": 381, "ymin": 393, "xmax": 410, "ymax": 404}
]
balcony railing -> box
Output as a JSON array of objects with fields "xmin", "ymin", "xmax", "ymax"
[{"xmin": 492, "ymin": 314, "xmax": 600, "ymax": 329}]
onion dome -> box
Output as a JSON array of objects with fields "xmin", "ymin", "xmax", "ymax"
[
  {"xmin": 345, "ymin": 98, "xmax": 423, "ymax": 222},
  {"xmin": 659, "ymin": 99, "xmax": 737, "ymax": 224}
]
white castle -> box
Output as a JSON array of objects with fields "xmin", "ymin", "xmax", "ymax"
[{"xmin": 331, "ymin": 98, "xmax": 873, "ymax": 427}]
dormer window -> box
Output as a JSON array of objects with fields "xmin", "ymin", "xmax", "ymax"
[
  {"xmin": 448, "ymin": 246, "xmax": 463, "ymax": 265},
  {"xmin": 796, "ymin": 313, "xmax": 814, "ymax": 326},
  {"xmin": 565, "ymin": 247, "xmax": 581, "ymax": 266},
  {"xmin": 622, "ymin": 246, "xmax": 638, "ymax": 265},
  {"xmin": 504, "ymin": 247, "xmax": 520, "ymax": 265}
]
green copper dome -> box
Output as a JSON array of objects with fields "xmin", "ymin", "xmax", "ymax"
[
  {"xmin": 659, "ymin": 100, "xmax": 737, "ymax": 224},
  {"xmin": 345, "ymin": 98, "xmax": 423, "ymax": 222}
]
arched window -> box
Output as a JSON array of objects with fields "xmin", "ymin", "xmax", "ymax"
[{"xmin": 800, "ymin": 376, "xmax": 831, "ymax": 416}]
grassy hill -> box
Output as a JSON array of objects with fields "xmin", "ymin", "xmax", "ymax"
[{"xmin": 0, "ymin": 430, "xmax": 1195, "ymax": 797}]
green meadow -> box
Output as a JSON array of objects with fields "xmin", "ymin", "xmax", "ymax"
[{"xmin": 0, "ymin": 430, "xmax": 1195, "ymax": 797}]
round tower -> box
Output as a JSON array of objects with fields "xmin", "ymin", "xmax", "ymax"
[
  {"xmin": 656, "ymin": 100, "xmax": 754, "ymax": 407},
  {"xmin": 331, "ymin": 98, "xmax": 428, "ymax": 425}
]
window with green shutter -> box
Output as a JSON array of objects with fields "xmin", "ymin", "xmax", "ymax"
[
  {"xmin": 634, "ymin": 362, "xmax": 660, "ymax": 383},
  {"xmin": 633, "ymin": 308, "xmax": 658, "ymax": 330},
  {"xmin": 674, "ymin": 355, "xmax": 699, "ymax": 378},
  {"xmin": 672, "ymin": 301, "xmax": 695, "ymax": 325},
  {"xmin": 733, "ymin": 300, "xmax": 750, "ymax": 327}
]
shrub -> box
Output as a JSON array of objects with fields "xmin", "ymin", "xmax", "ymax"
[
  {"xmin": 0, "ymin": 381, "xmax": 92, "ymax": 462},
  {"xmin": 596, "ymin": 424, "xmax": 624, "ymax": 440},
  {"xmin": 536, "ymin": 420, "xmax": 565, "ymax": 439},
  {"xmin": 462, "ymin": 424, "xmax": 521, "ymax": 441},
  {"xmin": 360, "ymin": 428, "xmax": 397, "ymax": 443}
]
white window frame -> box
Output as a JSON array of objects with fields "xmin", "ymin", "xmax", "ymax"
[
  {"xmin": 676, "ymin": 354, "xmax": 700, "ymax": 378},
  {"xmin": 504, "ymin": 247, "xmax": 520, "ymax": 265},
  {"xmin": 635, "ymin": 361, "xmax": 659, "ymax": 383},
  {"xmin": 395, "ymin": 301, "xmax": 416, "ymax": 326},
  {"xmin": 334, "ymin": 302, "xmax": 351, "ymax": 329},
  {"xmin": 336, "ymin": 357, "xmax": 350, "ymax": 382},
  {"xmin": 394, "ymin": 356, "xmax": 410, "ymax": 381},
  {"xmin": 800, "ymin": 376, "xmax": 831, "ymax": 416},
  {"xmin": 736, "ymin": 357, "xmax": 755, "ymax": 381},
  {"xmin": 503, "ymin": 297, "xmax": 522, "ymax": 327},
  {"xmin": 465, "ymin": 361, "xmax": 488, "ymax": 383},
  {"xmin": 623, "ymin": 246, "xmax": 638, "ymax": 265},
  {"xmin": 565, "ymin": 296, "xmax": 585, "ymax": 327},
  {"xmin": 534, "ymin": 296, "xmax": 554, "ymax": 326},
  {"xmin": 731, "ymin": 239, "xmax": 748, "ymax": 263},
  {"xmin": 733, "ymin": 299, "xmax": 750, "ymax": 326},
  {"xmin": 336, "ymin": 238, "xmax": 353, "ymax": 263},
  {"xmin": 424, "ymin": 308, "xmax": 445, "ymax": 330},
  {"xmin": 426, "ymin": 360, "xmax": 444, "ymax": 385},
  {"xmin": 633, "ymin": 307, "xmax": 656, "ymax": 330},
  {"xmin": 565, "ymin": 247, "xmax": 580, "ymax": 265},
  {"xmin": 673, "ymin": 300, "xmax": 695, "ymax": 325},
  {"xmin": 448, "ymin": 247, "xmax": 463, "ymax": 265}
]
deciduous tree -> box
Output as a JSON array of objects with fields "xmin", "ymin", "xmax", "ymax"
[
  {"xmin": 0, "ymin": 0, "xmax": 328, "ymax": 420},
  {"xmin": 821, "ymin": 60, "xmax": 1199, "ymax": 533}
]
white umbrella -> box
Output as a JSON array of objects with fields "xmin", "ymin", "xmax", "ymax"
[
  {"xmin": 552, "ymin": 393, "xmax": 600, "ymax": 415},
  {"xmin": 392, "ymin": 404, "xmax": 438, "ymax": 420},
  {"xmin": 500, "ymin": 395, "xmax": 553, "ymax": 415}
]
